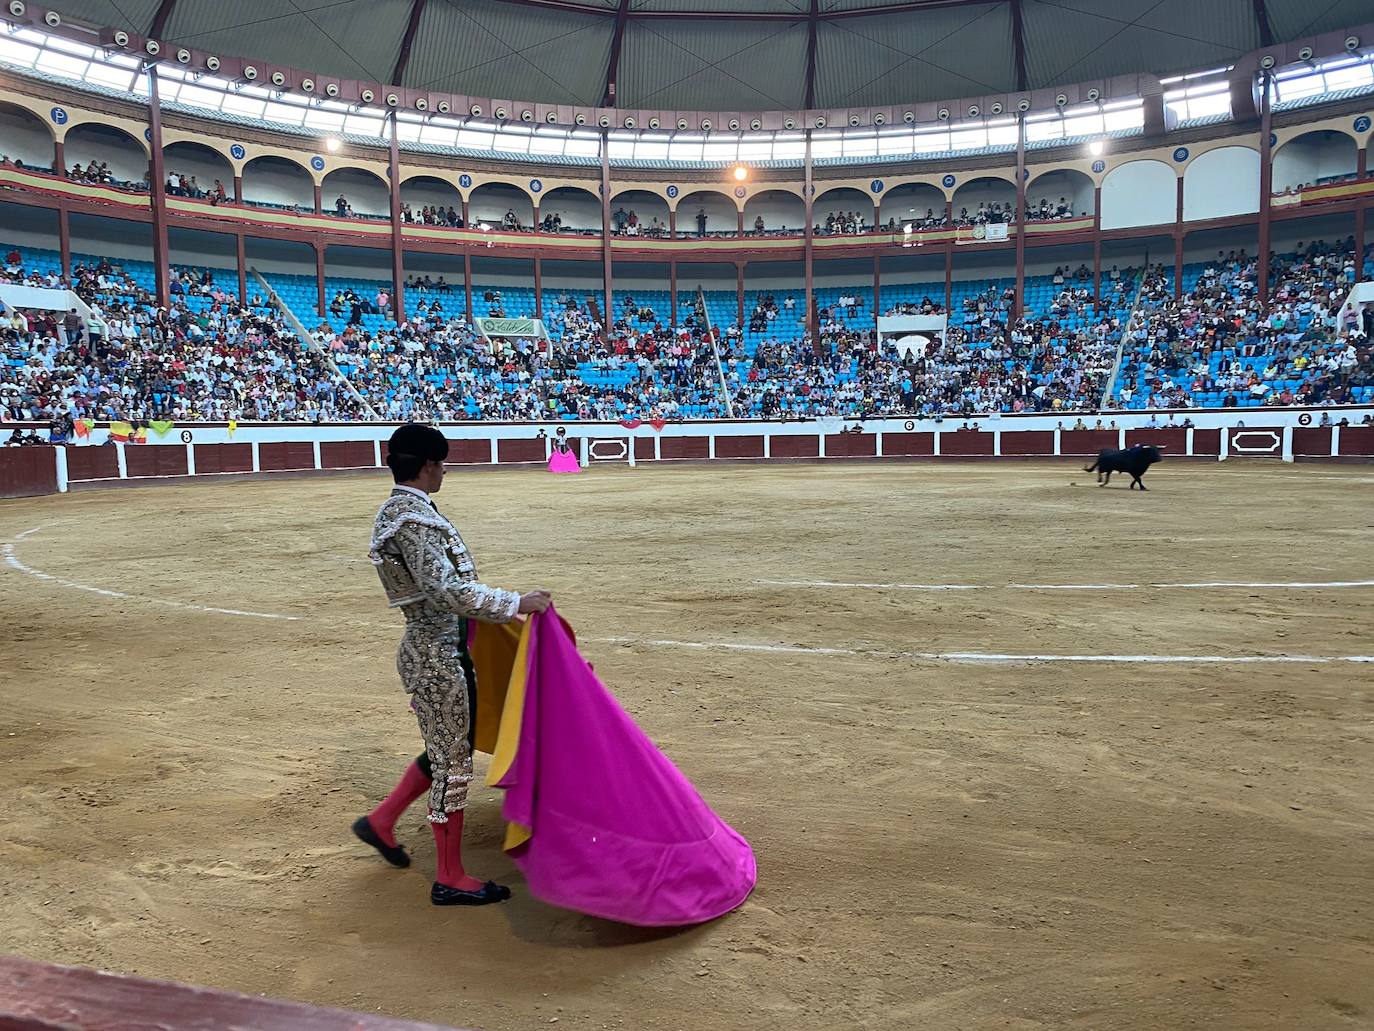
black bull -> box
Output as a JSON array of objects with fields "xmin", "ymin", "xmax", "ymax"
[{"xmin": 1085, "ymin": 445, "xmax": 1163, "ymax": 490}]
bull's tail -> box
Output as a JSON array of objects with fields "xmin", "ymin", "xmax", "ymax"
[{"xmin": 1084, "ymin": 460, "xmax": 1098, "ymax": 472}]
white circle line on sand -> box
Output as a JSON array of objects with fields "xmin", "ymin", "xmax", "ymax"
[
  {"xmin": 756, "ymin": 577, "xmax": 1374, "ymax": 592},
  {"xmin": 589, "ymin": 636, "xmax": 1374, "ymax": 665},
  {"xmin": 3, "ymin": 525, "xmax": 302, "ymax": 621},
  {"xmin": 8, "ymin": 526, "xmax": 1372, "ymax": 664}
]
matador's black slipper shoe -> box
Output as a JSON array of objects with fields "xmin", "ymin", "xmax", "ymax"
[
  {"xmin": 352, "ymin": 816, "xmax": 411, "ymax": 868},
  {"xmin": 431, "ymin": 881, "xmax": 512, "ymax": 906}
]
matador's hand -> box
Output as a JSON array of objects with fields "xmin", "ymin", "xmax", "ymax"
[{"xmin": 518, "ymin": 590, "xmax": 553, "ymax": 614}]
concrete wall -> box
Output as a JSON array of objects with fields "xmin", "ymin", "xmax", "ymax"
[
  {"xmin": 540, "ymin": 188, "xmax": 602, "ymax": 231},
  {"xmin": 162, "ymin": 143, "xmax": 233, "ymax": 194},
  {"xmin": 321, "ymin": 168, "xmax": 389, "ymax": 217},
  {"xmin": 675, "ymin": 192, "xmax": 737, "ymax": 232},
  {"xmin": 1101, "ymin": 160, "xmax": 1176, "ymax": 230},
  {"xmin": 1272, "ymin": 132, "xmax": 1358, "ymax": 191},
  {"xmin": 241, "ymin": 157, "xmax": 313, "ymax": 208},
  {"xmin": 1184, "ymin": 147, "xmax": 1261, "ymax": 221},
  {"xmin": 0, "ymin": 107, "xmax": 54, "ymax": 169},
  {"xmin": 63, "ymin": 125, "xmax": 147, "ymax": 184},
  {"xmin": 951, "ymin": 178, "xmax": 1017, "ymax": 218},
  {"xmin": 399, "ymin": 177, "xmax": 462, "ymax": 214},
  {"xmin": 1026, "ymin": 170, "xmax": 1095, "ymax": 217},
  {"xmin": 743, "ymin": 191, "xmax": 806, "ymax": 231}
]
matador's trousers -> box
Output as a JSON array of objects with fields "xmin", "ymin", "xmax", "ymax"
[{"xmin": 397, "ymin": 610, "xmax": 479, "ymax": 822}]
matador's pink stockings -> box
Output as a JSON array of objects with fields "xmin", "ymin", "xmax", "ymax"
[{"xmin": 367, "ymin": 759, "xmax": 430, "ymax": 848}]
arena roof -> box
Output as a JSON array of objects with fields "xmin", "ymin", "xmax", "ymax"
[{"xmin": 37, "ymin": 0, "xmax": 1374, "ymax": 112}]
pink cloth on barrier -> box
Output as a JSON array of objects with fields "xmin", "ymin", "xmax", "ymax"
[
  {"xmin": 493, "ymin": 609, "xmax": 757, "ymax": 926},
  {"xmin": 547, "ymin": 450, "xmax": 581, "ymax": 473}
]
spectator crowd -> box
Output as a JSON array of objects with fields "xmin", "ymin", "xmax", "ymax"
[{"xmin": 2, "ymin": 238, "xmax": 1371, "ymax": 430}]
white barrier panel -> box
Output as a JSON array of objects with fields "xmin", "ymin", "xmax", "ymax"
[
  {"xmin": 1229, "ymin": 429, "xmax": 1282, "ymax": 454},
  {"xmin": 588, "ymin": 438, "xmax": 630, "ymax": 464},
  {"xmin": 1336, "ymin": 280, "xmax": 1374, "ymax": 334},
  {"xmin": 876, "ymin": 314, "xmax": 947, "ymax": 360},
  {"xmin": 7, "ymin": 405, "xmax": 1372, "ymax": 450},
  {"xmin": 876, "ymin": 314, "xmax": 948, "ymax": 335},
  {"xmin": 0, "ymin": 284, "xmax": 103, "ymax": 335}
]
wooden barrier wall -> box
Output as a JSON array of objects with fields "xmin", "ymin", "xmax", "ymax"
[
  {"xmin": 0, "ymin": 954, "xmax": 467, "ymax": 1031},
  {"xmin": 0, "ymin": 446, "xmax": 57, "ymax": 498},
  {"xmin": 3, "ymin": 421, "xmax": 1371, "ymax": 499}
]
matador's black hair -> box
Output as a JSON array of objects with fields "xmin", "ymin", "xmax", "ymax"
[{"xmin": 386, "ymin": 423, "xmax": 449, "ymax": 482}]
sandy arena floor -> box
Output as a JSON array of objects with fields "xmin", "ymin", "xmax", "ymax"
[{"xmin": 1, "ymin": 460, "xmax": 1372, "ymax": 1031}]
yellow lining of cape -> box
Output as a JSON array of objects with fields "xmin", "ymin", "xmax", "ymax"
[{"xmin": 484, "ymin": 617, "xmax": 533, "ymax": 852}]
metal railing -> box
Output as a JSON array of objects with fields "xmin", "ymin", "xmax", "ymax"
[
  {"xmin": 694, "ymin": 285, "xmax": 735, "ymax": 419},
  {"xmin": 1100, "ymin": 272, "xmax": 1151, "ymax": 409},
  {"xmin": 249, "ymin": 266, "xmax": 380, "ymax": 420}
]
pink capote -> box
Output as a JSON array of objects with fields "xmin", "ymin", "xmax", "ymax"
[
  {"xmin": 491, "ymin": 608, "xmax": 757, "ymax": 926},
  {"xmin": 547, "ymin": 450, "xmax": 581, "ymax": 473}
]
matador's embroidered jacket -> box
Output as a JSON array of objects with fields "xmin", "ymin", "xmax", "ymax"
[{"xmin": 369, "ymin": 487, "xmax": 520, "ymax": 819}]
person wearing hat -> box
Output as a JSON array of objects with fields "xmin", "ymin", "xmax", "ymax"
[{"xmin": 357, "ymin": 423, "xmax": 551, "ymax": 905}]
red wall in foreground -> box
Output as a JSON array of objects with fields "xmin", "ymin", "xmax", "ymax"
[
  {"xmin": 0, "ymin": 446, "xmax": 57, "ymax": 498},
  {"xmin": 882, "ymin": 432, "xmax": 935, "ymax": 456},
  {"xmin": 1338, "ymin": 425, "xmax": 1374, "ymax": 455},
  {"xmin": 940, "ymin": 431, "xmax": 995, "ymax": 456},
  {"xmin": 660, "ymin": 436, "xmax": 709, "ymax": 460},
  {"xmin": 320, "ymin": 440, "xmax": 376, "ymax": 469},
  {"xmin": 0, "ymin": 954, "xmax": 467, "ymax": 1031},
  {"xmin": 714, "ymin": 434, "xmax": 764, "ymax": 459},
  {"xmin": 66, "ymin": 446, "xmax": 119, "ymax": 481},
  {"xmin": 825, "ymin": 433, "xmax": 878, "ymax": 458},
  {"xmin": 194, "ymin": 442, "xmax": 253, "ymax": 474},
  {"xmin": 124, "ymin": 445, "xmax": 189, "ymax": 478},
  {"xmin": 259, "ymin": 442, "xmax": 316, "ymax": 471},
  {"xmin": 769, "ymin": 434, "xmax": 819, "ymax": 459},
  {"xmin": 1059, "ymin": 429, "xmax": 1119, "ymax": 456}
]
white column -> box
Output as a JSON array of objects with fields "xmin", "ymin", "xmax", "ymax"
[
  {"xmin": 762, "ymin": 432, "xmax": 771, "ymax": 459},
  {"xmin": 311, "ymin": 440, "xmax": 322, "ymax": 470},
  {"xmin": 817, "ymin": 432, "xmax": 826, "ymax": 458},
  {"xmin": 653, "ymin": 434, "xmax": 661, "ymax": 461},
  {"xmin": 1331, "ymin": 424, "xmax": 1341, "ymax": 457},
  {"xmin": 53, "ymin": 445, "xmax": 69, "ymax": 493},
  {"xmin": 1219, "ymin": 427, "xmax": 1229, "ymax": 462},
  {"xmin": 580, "ymin": 435, "xmax": 589, "ymax": 466},
  {"xmin": 250, "ymin": 441, "xmax": 261, "ymax": 472},
  {"xmin": 185, "ymin": 442, "xmax": 196, "ymax": 475},
  {"xmin": 1185, "ymin": 427, "xmax": 1194, "ymax": 456},
  {"xmin": 1052, "ymin": 428, "xmax": 1061, "ymax": 456},
  {"xmin": 1281, "ymin": 424, "xmax": 1293, "ymax": 463},
  {"xmin": 115, "ymin": 441, "xmax": 127, "ymax": 479},
  {"xmin": 490, "ymin": 438, "xmax": 500, "ymax": 464},
  {"xmin": 708, "ymin": 434, "xmax": 716, "ymax": 460},
  {"xmin": 875, "ymin": 431, "xmax": 884, "ymax": 458},
  {"xmin": 373, "ymin": 439, "xmax": 382, "ymax": 467},
  {"xmin": 933, "ymin": 430, "xmax": 941, "ymax": 457},
  {"xmin": 1118, "ymin": 427, "xmax": 1127, "ymax": 448},
  {"xmin": 992, "ymin": 430, "xmax": 1002, "ymax": 457},
  {"xmin": 627, "ymin": 436, "xmax": 636, "ymax": 467}
]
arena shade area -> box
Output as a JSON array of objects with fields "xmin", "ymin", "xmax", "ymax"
[{"xmin": 1, "ymin": 460, "xmax": 1372, "ymax": 1031}]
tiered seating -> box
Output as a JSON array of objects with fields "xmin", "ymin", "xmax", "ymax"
[
  {"xmin": 1110, "ymin": 243, "xmax": 1373, "ymax": 409},
  {"xmin": 4, "ymin": 239, "xmax": 1370, "ymax": 423}
]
